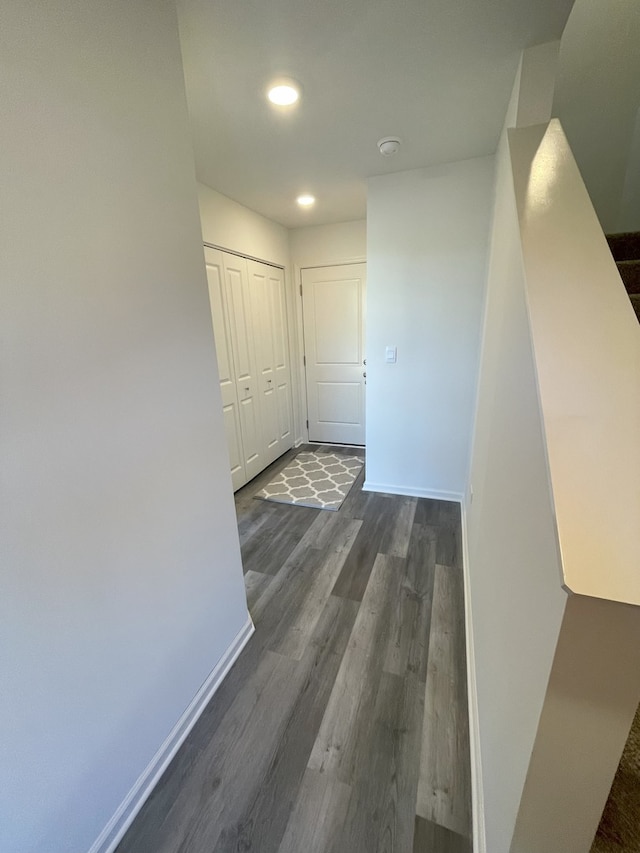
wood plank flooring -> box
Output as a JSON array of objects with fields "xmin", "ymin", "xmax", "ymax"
[{"xmin": 117, "ymin": 445, "xmax": 472, "ymax": 853}]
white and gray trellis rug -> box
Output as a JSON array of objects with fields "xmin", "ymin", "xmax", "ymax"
[{"xmin": 255, "ymin": 451, "xmax": 364, "ymax": 511}]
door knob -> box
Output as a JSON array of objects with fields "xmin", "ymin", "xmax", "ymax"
[{"xmin": 244, "ymin": 387, "xmax": 250, "ymax": 392}]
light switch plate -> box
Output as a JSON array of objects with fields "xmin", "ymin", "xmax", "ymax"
[{"xmin": 385, "ymin": 346, "xmax": 397, "ymax": 363}]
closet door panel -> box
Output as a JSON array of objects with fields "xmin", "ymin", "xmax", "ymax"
[
  {"xmin": 248, "ymin": 261, "xmax": 281, "ymax": 466},
  {"xmin": 268, "ymin": 267, "xmax": 293, "ymax": 447},
  {"xmin": 222, "ymin": 405, "xmax": 245, "ymax": 489},
  {"xmin": 238, "ymin": 394, "xmax": 262, "ymax": 480},
  {"xmin": 223, "ymin": 254, "xmax": 262, "ymax": 481},
  {"xmin": 271, "ymin": 269, "xmax": 287, "ymax": 370},
  {"xmin": 224, "ymin": 262, "xmax": 254, "ymax": 383},
  {"xmin": 276, "ymin": 381, "xmax": 292, "ymax": 445},
  {"xmin": 204, "ymin": 247, "xmax": 246, "ymax": 491}
]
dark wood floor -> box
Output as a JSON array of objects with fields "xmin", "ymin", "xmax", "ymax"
[{"xmin": 117, "ymin": 445, "xmax": 472, "ymax": 853}]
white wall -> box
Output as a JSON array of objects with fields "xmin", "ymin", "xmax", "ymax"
[
  {"xmin": 470, "ymin": 117, "xmax": 640, "ymax": 853},
  {"xmin": 290, "ymin": 220, "xmax": 366, "ymax": 268},
  {"xmin": 510, "ymin": 121, "xmax": 640, "ymax": 606},
  {"xmin": 0, "ymin": 3, "xmax": 250, "ymax": 852},
  {"xmin": 465, "ymin": 49, "xmax": 569, "ymax": 853},
  {"xmin": 517, "ymin": 41, "xmax": 560, "ymax": 128},
  {"xmin": 365, "ymin": 158, "xmax": 494, "ymax": 498},
  {"xmin": 507, "ymin": 121, "xmax": 640, "ymax": 852},
  {"xmin": 198, "ymin": 183, "xmax": 291, "ymax": 267},
  {"xmin": 465, "ymin": 123, "xmax": 567, "ymax": 853},
  {"xmin": 466, "ymin": 45, "xmax": 640, "ymax": 851}
]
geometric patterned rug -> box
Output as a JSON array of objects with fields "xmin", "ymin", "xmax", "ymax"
[{"xmin": 254, "ymin": 451, "xmax": 364, "ymax": 511}]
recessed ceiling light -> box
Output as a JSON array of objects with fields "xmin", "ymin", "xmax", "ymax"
[
  {"xmin": 267, "ymin": 79, "xmax": 300, "ymax": 106},
  {"xmin": 297, "ymin": 194, "xmax": 315, "ymax": 207}
]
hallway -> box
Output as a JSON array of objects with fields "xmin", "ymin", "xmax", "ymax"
[{"xmin": 117, "ymin": 447, "xmax": 472, "ymax": 853}]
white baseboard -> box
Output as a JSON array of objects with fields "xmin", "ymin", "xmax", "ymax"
[
  {"xmin": 362, "ymin": 480, "xmax": 463, "ymax": 502},
  {"xmin": 88, "ymin": 616, "xmax": 255, "ymax": 853},
  {"xmin": 308, "ymin": 441, "xmax": 364, "ymax": 450},
  {"xmin": 460, "ymin": 505, "xmax": 486, "ymax": 853}
]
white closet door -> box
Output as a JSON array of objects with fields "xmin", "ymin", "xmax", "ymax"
[
  {"xmin": 247, "ymin": 260, "xmax": 280, "ymax": 466},
  {"xmin": 267, "ymin": 265, "xmax": 294, "ymax": 452},
  {"xmin": 204, "ymin": 247, "xmax": 246, "ymax": 490},
  {"xmin": 247, "ymin": 261, "xmax": 293, "ymax": 466},
  {"xmin": 223, "ymin": 253, "xmax": 263, "ymax": 482}
]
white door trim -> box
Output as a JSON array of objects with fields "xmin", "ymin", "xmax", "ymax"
[
  {"xmin": 203, "ymin": 241, "xmax": 285, "ymax": 271},
  {"xmin": 294, "ymin": 258, "xmax": 367, "ymax": 444},
  {"xmin": 301, "ymin": 263, "xmax": 366, "ymax": 445}
]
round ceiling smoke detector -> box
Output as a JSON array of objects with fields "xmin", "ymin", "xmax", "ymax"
[{"xmin": 377, "ymin": 136, "xmax": 402, "ymax": 157}]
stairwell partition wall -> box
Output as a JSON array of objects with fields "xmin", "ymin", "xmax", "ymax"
[{"xmin": 204, "ymin": 246, "xmax": 295, "ymax": 491}]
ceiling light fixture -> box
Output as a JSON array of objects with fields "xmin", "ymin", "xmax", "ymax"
[
  {"xmin": 297, "ymin": 194, "xmax": 315, "ymax": 207},
  {"xmin": 267, "ymin": 79, "xmax": 300, "ymax": 106},
  {"xmin": 377, "ymin": 136, "xmax": 402, "ymax": 157}
]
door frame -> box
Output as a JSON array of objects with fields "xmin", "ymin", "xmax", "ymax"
[{"xmin": 295, "ymin": 257, "xmax": 367, "ymax": 446}]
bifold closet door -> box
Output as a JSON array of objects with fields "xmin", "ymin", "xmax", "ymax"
[
  {"xmin": 205, "ymin": 247, "xmax": 293, "ymax": 491},
  {"xmin": 247, "ymin": 260, "xmax": 293, "ymax": 467},
  {"xmin": 222, "ymin": 253, "xmax": 263, "ymax": 482},
  {"xmin": 267, "ymin": 265, "xmax": 294, "ymax": 455},
  {"xmin": 204, "ymin": 247, "xmax": 246, "ymax": 490}
]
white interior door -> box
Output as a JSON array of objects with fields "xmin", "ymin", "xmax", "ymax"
[
  {"xmin": 247, "ymin": 260, "xmax": 293, "ymax": 466},
  {"xmin": 302, "ymin": 263, "xmax": 366, "ymax": 445},
  {"xmin": 204, "ymin": 247, "xmax": 246, "ymax": 490},
  {"xmin": 223, "ymin": 253, "xmax": 263, "ymax": 481}
]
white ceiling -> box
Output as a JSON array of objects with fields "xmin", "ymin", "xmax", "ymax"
[{"xmin": 177, "ymin": 0, "xmax": 574, "ymax": 228}]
